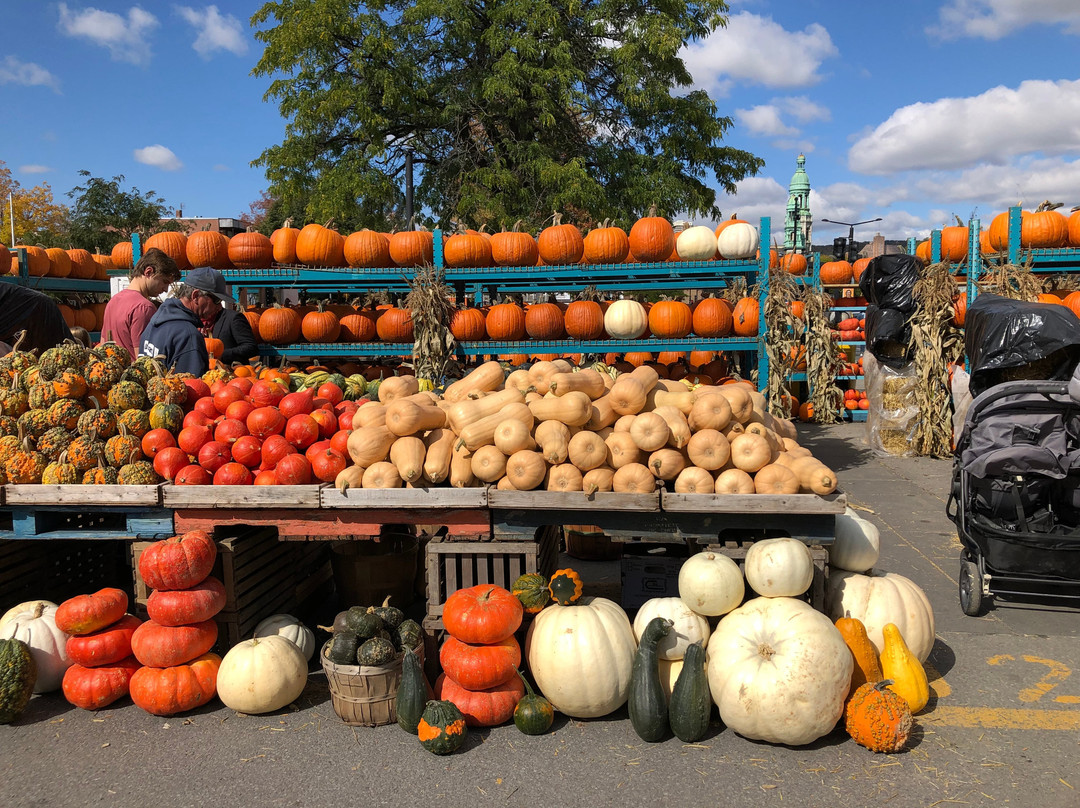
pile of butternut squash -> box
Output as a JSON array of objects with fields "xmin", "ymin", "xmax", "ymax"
[{"xmin": 339, "ymin": 359, "xmax": 838, "ymax": 495}]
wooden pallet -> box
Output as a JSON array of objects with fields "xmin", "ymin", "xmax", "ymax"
[
  {"xmin": 3, "ymin": 484, "xmax": 163, "ymax": 507},
  {"xmin": 422, "ymin": 524, "xmax": 561, "ymax": 630},
  {"xmin": 706, "ymin": 540, "xmax": 829, "ymax": 611},
  {"xmin": 0, "ymin": 506, "xmax": 174, "ymax": 541}
]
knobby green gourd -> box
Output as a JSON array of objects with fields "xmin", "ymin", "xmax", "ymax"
[
  {"xmin": 668, "ymin": 641, "xmax": 711, "ymax": 742},
  {"xmin": 397, "ymin": 646, "xmax": 427, "ymax": 734},
  {"xmin": 513, "ymin": 670, "xmax": 554, "ymax": 736},
  {"xmin": 326, "ymin": 632, "xmax": 360, "ymax": 665},
  {"xmin": 629, "ymin": 617, "xmax": 672, "ymax": 742},
  {"xmin": 0, "ymin": 638, "xmax": 37, "ymax": 724}
]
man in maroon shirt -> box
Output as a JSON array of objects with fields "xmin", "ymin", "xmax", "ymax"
[{"xmin": 99, "ymin": 247, "xmax": 181, "ymax": 357}]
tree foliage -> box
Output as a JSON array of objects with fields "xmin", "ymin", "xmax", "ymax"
[
  {"xmin": 65, "ymin": 171, "xmax": 171, "ymax": 252},
  {"xmin": 0, "ymin": 161, "xmax": 70, "ymax": 247},
  {"xmin": 250, "ymin": 0, "xmax": 763, "ymax": 233}
]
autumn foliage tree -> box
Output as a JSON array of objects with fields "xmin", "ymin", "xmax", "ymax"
[
  {"xmin": 250, "ymin": 0, "xmax": 762, "ymax": 232},
  {"xmin": 0, "ymin": 161, "xmax": 69, "ymax": 247}
]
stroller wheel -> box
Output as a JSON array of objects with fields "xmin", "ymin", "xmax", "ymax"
[{"xmin": 959, "ymin": 558, "xmax": 985, "ymax": 616}]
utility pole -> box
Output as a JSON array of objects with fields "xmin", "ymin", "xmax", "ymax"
[{"xmin": 820, "ymin": 217, "xmax": 883, "ymax": 262}]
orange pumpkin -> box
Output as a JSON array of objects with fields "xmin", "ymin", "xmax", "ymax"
[
  {"xmin": 295, "ymin": 223, "xmax": 345, "ymax": 267},
  {"xmin": 45, "ymin": 247, "xmax": 72, "ymax": 278},
  {"xmin": 111, "ymin": 241, "xmax": 134, "ymax": 270},
  {"xmin": 301, "ymin": 304, "xmax": 341, "ymax": 343},
  {"xmin": 450, "ymin": 308, "xmax": 487, "ymax": 342},
  {"xmin": 731, "ymin": 297, "xmax": 759, "ymax": 337},
  {"xmin": 485, "ymin": 302, "xmax": 526, "ymax": 340},
  {"xmin": 490, "ymin": 224, "xmax": 539, "ymax": 268},
  {"xmin": 537, "ymin": 213, "xmax": 584, "ymax": 265},
  {"xmin": 779, "ymin": 252, "xmax": 807, "ymax": 276},
  {"xmin": 375, "ymin": 307, "xmax": 414, "ymax": 342},
  {"xmin": 648, "ymin": 300, "xmax": 692, "ymax": 338},
  {"xmin": 271, "ymin": 219, "xmax": 300, "ymax": 264},
  {"xmin": 524, "ymin": 302, "xmax": 565, "ymax": 339},
  {"xmin": 67, "ymin": 248, "xmax": 98, "ymax": 279},
  {"xmin": 257, "ymin": 304, "xmax": 302, "ymax": 345},
  {"xmin": 186, "ymin": 231, "xmax": 231, "ymax": 269},
  {"xmin": 344, "ymin": 230, "xmax": 392, "ymax": 268},
  {"xmin": 628, "ymin": 206, "xmax": 674, "ymax": 263},
  {"xmin": 940, "ymin": 218, "xmax": 969, "ymax": 263},
  {"xmin": 205, "ymin": 337, "xmax": 224, "ymax": 359},
  {"xmin": 583, "ymin": 220, "xmax": 630, "ymax": 264},
  {"xmin": 820, "ymin": 260, "xmax": 854, "ymax": 285},
  {"xmin": 692, "ymin": 297, "xmax": 733, "ymax": 337},
  {"xmin": 228, "ymin": 231, "xmax": 273, "ymax": 268},
  {"xmin": 444, "ymin": 231, "xmax": 493, "ymax": 268},
  {"xmin": 145, "ymin": 231, "xmax": 191, "ymax": 271},
  {"xmin": 338, "ymin": 311, "xmax": 378, "ymax": 342},
  {"xmin": 563, "ymin": 300, "xmax": 605, "ymax": 340},
  {"xmin": 388, "ymin": 229, "xmax": 434, "ymax": 267}
]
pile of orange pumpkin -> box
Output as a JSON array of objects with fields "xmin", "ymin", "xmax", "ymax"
[
  {"xmin": 6, "ymin": 244, "xmax": 113, "ymax": 280},
  {"xmin": 844, "ymin": 389, "xmax": 869, "ymax": 411},
  {"xmin": 56, "ymin": 587, "xmax": 142, "ymax": 711},
  {"xmin": 834, "ymin": 316, "xmax": 866, "ymax": 343}
]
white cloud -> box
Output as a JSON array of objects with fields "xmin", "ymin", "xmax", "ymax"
[
  {"xmin": 212, "ymin": 164, "xmax": 229, "ymax": 172},
  {"xmin": 849, "ymin": 78, "xmax": 1080, "ymax": 174},
  {"xmin": 19, "ymin": 165, "xmax": 52, "ymax": 174},
  {"xmin": 134, "ymin": 145, "xmax": 183, "ymax": 171},
  {"xmin": 57, "ymin": 3, "xmax": 158, "ymax": 65},
  {"xmin": 736, "ymin": 105, "xmax": 798, "ymax": 137},
  {"xmin": 0, "ymin": 57, "xmax": 61, "ymax": 92},
  {"xmin": 932, "ymin": 0, "xmax": 1080, "ymax": 40},
  {"xmin": 682, "ymin": 12, "xmax": 838, "ymax": 95},
  {"xmin": 778, "ymin": 96, "xmax": 830, "ymax": 124},
  {"xmin": 736, "ymin": 96, "xmax": 830, "ymax": 146},
  {"xmin": 912, "ymin": 156, "xmax": 1080, "ymax": 213},
  {"xmin": 176, "ymin": 5, "xmax": 248, "ymax": 58}
]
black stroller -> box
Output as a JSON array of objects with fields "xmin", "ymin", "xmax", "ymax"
[{"xmin": 948, "ymin": 294, "xmax": 1080, "ymax": 615}]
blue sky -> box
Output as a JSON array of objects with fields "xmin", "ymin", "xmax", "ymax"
[{"xmin": 2, "ymin": 0, "xmax": 1079, "ymax": 243}]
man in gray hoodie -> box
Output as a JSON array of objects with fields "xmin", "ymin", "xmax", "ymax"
[{"xmin": 139, "ymin": 267, "xmax": 231, "ymax": 376}]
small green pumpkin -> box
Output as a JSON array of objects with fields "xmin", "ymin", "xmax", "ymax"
[
  {"xmin": 512, "ymin": 572, "xmax": 552, "ymax": 613},
  {"xmin": 628, "ymin": 616, "xmax": 671, "ymax": 743},
  {"xmin": 396, "ymin": 646, "xmax": 428, "ymax": 734},
  {"xmin": 548, "ymin": 568, "xmax": 584, "ymax": 606},
  {"xmin": 16, "ymin": 409, "xmax": 50, "ymax": 439},
  {"xmin": 107, "ymin": 381, "xmax": 148, "ymax": 413},
  {"xmin": 370, "ymin": 597, "xmax": 405, "ymax": 629},
  {"xmin": 118, "ymin": 458, "xmax": 158, "ymax": 485},
  {"xmin": 325, "ymin": 633, "xmax": 360, "ymax": 665},
  {"xmin": 26, "ymin": 382, "xmax": 55, "ymax": 412},
  {"xmin": 417, "ymin": 700, "xmax": 467, "ymax": 755},
  {"xmin": 668, "ymin": 641, "xmax": 711, "ymax": 742},
  {"xmin": 76, "ymin": 400, "xmax": 118, "ymax": 439},
  {"xmin": 117, "ymin": 408, "xmax": 152, "ymax": 439},
  {"xmin": 42, "ymin": 451, "xmax": 79, "ymax": 485},
  {"xmin": 396, "ymin": 619, "xmax": 423, "ymax": 653},
  {"xmin": 0, "ymin": 415, "xmax": 17, "ymax": 437},
  {"xmin": 514, "ymin": 671, "xmax": 554, "ymax": 735},
  {"xmin": 0, "ymin": 638, "xmax": 37, "ymax": 724},
  {"xmin": 345, "ymin": 608, "xmax": 384, "ymax": 639},
  {"xmin": 148, "ymin": 402, "xmax": 183, "ymax": 432},
  {"xmin": 357, "ymin": 637, "xmax": 395, "ymax": 666},
  {"xmin": 81, "ymin": 460, "xmax": 120, "ymax": 485}
]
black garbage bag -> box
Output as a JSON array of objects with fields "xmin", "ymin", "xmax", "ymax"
[
  {"xmin": 966, "ymin": 293, "xmax": 1080, "ymax": 398},
  {"xmin": 0, "ymin": 285, "xmax": 71, "ymax": 354},
  {"xmin": 864, "ymin": 304, "xmax": 913, "ymax": 368},
  {"xmin": 859, "ymin": 254, "xmax": 920, "ymax": 313}
]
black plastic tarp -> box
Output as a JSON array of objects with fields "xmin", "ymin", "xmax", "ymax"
[
  {"xmin": 0, "ymin": 285, "xmax": 70, "ymax": 353},
  {"xmin": 864, "ymin": 304, "xmax": 913, "ymax": 368},
  {"xmin": 858, "ymin": 254, "xmax": 920, "ymax": 314},
  {"xmin": 965, "ymin": 293, "xmax": 1080, "ymax": 398}
]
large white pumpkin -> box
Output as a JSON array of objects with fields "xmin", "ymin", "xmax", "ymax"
[
  {"xmin": 253, "ymin": 613, "xmax": 316, "ymax": 662},
  {"xmin": 707, "ymin": 597, "xmax": 852, "ymax": 745},
  {"xmin": 716, "ymin": 222, "xmax": 760, "ymax": 259},
  {"xmin": 1, "ymin": 600, "xmax": 57, "ymax": 630},
  {"xmin": 0, "ymin": 601, "xmax": 71, "ymax": 693},
  {"xmin": 826, "ymin": 570, "xmax": 935, "ymax": 662},
  {"xmin": 829, "ymin": 508, "xmax": 881, "ymax": 572},
  {"xmin": 603, "ymin": 299, "xmax": 649, "ymax": 340},
  {"xmin": 675, "ymin": 226, "xmax": 718, "ymax": 261},
  {"xmin": 744, "ymin": 538, "xmax": 814, "ymax": 597},
  {"xmin": 632, "ymin": 597, "xmax": 710, "ymax": 660},
  {"xmin": 525, "ymin": 597, "xmax": 637, "ymax": 718},
  {"xmin": 217, "ymin": 635, "xmax": 309, "ymax": 715},
  {"xmin": 678, "ymin": 551, "xmax": 744, "ymax": 616}
]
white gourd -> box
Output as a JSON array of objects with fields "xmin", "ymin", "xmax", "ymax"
[
  {"xmin": 826, "ymin": 570, "xmax": 936, "ymax": 663},
  {"xmin": 603, "ymin": 300, "xmax": 648, "ymax": 340},
  {"xmin": 829, "ymin": 508, "xmax": 881, "ymax": 572},
  {"xmin": 678, "ymin": 551, "xmax": 744, "ymax": 616},
  {"xmin": 675, "ymin": 225, "xmax": 718, "ymax": 261},
  {"xmin": 632, "ymin": 597, "xmax": 710, "ymax": 660},
  {"xmin": 716, "ymin": 222, "xmax": 760, "ymax": 259},
  {"xmin": 744, "ymin": 537, "xmax": 814, "ymax": 598},
  {"xmin": 217, "ymin": 635, "xmax": 308, "ymax": 714},
  {"xmin": 253, "ymin": 613, "xmax": 316, "ymax": 662},
  {"xmin": 0, "ymin": 602, "xmax": 72, "ymax": 693}
]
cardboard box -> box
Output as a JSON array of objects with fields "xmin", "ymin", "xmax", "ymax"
[{"xmin": 620, "ymin": 553, "xmax": 683, "ymax": 610}]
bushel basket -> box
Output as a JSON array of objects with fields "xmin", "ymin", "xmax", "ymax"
[{"xmin": 320, "ymin": 639, "xmax": 425, "ymax": 727}]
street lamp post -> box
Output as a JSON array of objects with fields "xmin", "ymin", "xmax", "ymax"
[
  {"xmin": 820, "ymin": 217, "xmax": 883, "ymax": 263},
  {"xmin": 403, "ymin": 145, "xmax": 414, "ymax": 227}
]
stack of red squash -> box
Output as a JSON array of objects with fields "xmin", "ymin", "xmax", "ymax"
[
  {"xmin": 56, "ymin": 588, "xmax": 143, "ymax": 710},
  {"xmin": 434, "ymin": 585, "xmax": 526, "ymax": 727},
  {"xmin": 129, "ymin": 530, "xmax": 225, "ymax": 715}
]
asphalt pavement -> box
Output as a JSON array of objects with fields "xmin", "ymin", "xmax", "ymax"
[{"xmin": 3, "ymin": 422, "xmax": 1079, "ymax": 808}]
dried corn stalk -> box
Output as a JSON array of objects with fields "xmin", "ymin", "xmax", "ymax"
[
  {"xmin": 803, "ymin": 287, "xmax": 842, "ymax": 424},
  {"xmin": 975, "ymin": 255, "xmax": 1044, "ymax": 301},
  {"xmin": 405, "ymin": 265, "xmax": 459, "ymax": 386},
  {"xmin": 907, "ymin": 261, "xmax": 965, "ymax": 458},
  {"xmin": 762, "ymin": 266, "xmax": 803, "ymax": 418},
  {"xmin": 721, "ymin": 275, "xmax": 748, "ymax": 305}
]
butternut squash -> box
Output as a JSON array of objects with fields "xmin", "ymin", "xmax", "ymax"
[
  {"xmin": 656, "ymin": 378, "xmax": 689, "ymax": 393},
  {"xmin": 446, "ymin": 388, "xmax": 525, "ymax": 434},
  {"xmin": 613, "ymin": 414, "xmax": 636, "ymax": 432},
  {"xmin": 773, "ymin": 417, "xmax": 798, "ymax": 442},
  {"xmin": 353, "ymin": 402, "xmax": 387, "ymax": 428},
  {"xmin": 687, "ymin": 394, "xmax": 732, "ymax": 432},
  {"xmin": 716, "ymin": 385, "xmax": 754, "ymax": 424},
  {"xmin": 673, "ymin": 466, "xmax": 715, "ymax": 494},
  {"xmin": 645, "ymin": 388, "xmax": 694, "ymax": 415},
  {"xmin": 583, "ymin": 466, "xmax": 615, "ymax": 495},
  {"xmin": 722, "ymin": 422, "xmax": 745, "ymax": 441},
  {"xmin": 653, "ymin": 405, "xmax": 691, "ymax": 449},
  {"xmin": 686, "ymin": 429, "xmax": 730, "ymax": 471},
  {"xmin": 781, "ymin": 437, "xmax": 801, "ymax": 453},
  {"xmin": 605, "ymin": 430, "xmax": 642, "ymax": 469},
  {"xmin": 384, "ymin": 399, "xmax": 447, "ymax": 436},
  {"xmin": 525, "ymin": 391, "xmax": 544, "ymax": 405},
  {"xmin": 494, "ymin": 419, "xmax": 536, "ymax": 455},
  {"xmin": 470, "ymin": 444, "xmax": 508, "ymax": 483},
  {"xmin": 612, "ymin": 462, "xmax": 657, "ymax": 493},
  {"xmin": 595, "ymin": 425, "xmax": 614, "ymax": 441},
  {"xmin": 729, "ymin": 433, "xmax": 771, "ymax": 473},
  {"xmin": 377, "ymin": 375, "xmax": 420, "ymax": 403},
  {"xmin": 714, "ymin": 468, "xmax": 755, "ymax": 494},
  {"xmin": 626, "ymin": 365, "xmax": 660, "ymax": 393},
  {"xmin": 442, "ymin": 360, "xmax": 505, "ymax": 402},
  {"xmin": 608, "ymin": 377, "xmax": 647, "ymax": 415},
  {"xmin": 546, "ymin": 463, "xmax": 583, "ymax": 492},
  {"xmin": 449, "ymin": 442, "xmax": 476, "ymax": 488},
  {"xmin": 534, "ymin": 420, "xmax": 571, "ymax": 464},
  {"xmin": 585, "ymin": 394, "xmax": 618, "ymax": 431},
  {"xmin": 528, "ymin": 360, "xmax": 561, "ymax": 391},
  {"xmin": 347, "ymin": 425, "xmax": 396, "ymax": 467},
  {"xmin": 753, "ymin": 463, "xmax": 800, "ymax": 495},
  {"xmin": 528, "ymin": 390, "xmax": 592, "ymax": 426},
  {"xmin": 649, "ymin": 448, "xmax": 686, "ymax": 481},
  {"xmin": 422, "ymin": 428, "xmax": 455, "ymax": 484},
  {"xmin": 550, "ymin": 368, "xmax": 606, "ymax": 400},
  {"xmin": 629, "ymin": 411, "xmax": 671, "ymax": 452},
  {"xmin": 567, "ymin": 430, "xmax": 608, "ymax": 471},
  {"xmin": 496, "ymin": 475, "xmax": 516, "ymax": 490},
  {"xmin": 747, "ymin": 388, "xmax": 767, "ymax": 419},
  {"xmin": 456, "ymin": 402, "xmax": 533, "ymax": 452},
  {"xmin": 789, "ymin": 456, "xmax": 838, "ymax": 495},
  {"xmin": 334, "ymin": 465, "xmax": 364, "ymax": 492},
  {"xmin": 362, "ymin": 461, "xmax": 402, "ymax": 489},
  {"xmin": 389, "ymin": 436, "xmax": 426, "ymax": 482},
  {"xmin": 505, "ymin": 450, "xmax": 547, "ymax": 491},
  {"xmin": 504, "ymin": 368, "xmax": 535, "ymax": 396}
]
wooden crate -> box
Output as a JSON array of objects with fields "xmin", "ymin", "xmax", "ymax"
[
  {"xmin": 423, "ymin": 524, "xmax": 560, "ymax": 629},
  {"xmin": 1, "ymin": 539, "xmax": 133, "ymax": 613}
]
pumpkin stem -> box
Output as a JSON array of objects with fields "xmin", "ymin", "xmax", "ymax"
[
  {"xmin": 551, "ymin": 211, "xmax": 562, "ymax": 227},
  {"xmin": 512, "ymin": 219, "xmax": 522, "ymax": 233},
  {"xmin": 516, "ymin": 669, "xmax": 539, "ymax": 698},
  {"xmin": 282, "ymin": 217, "xmax": 293, "ymax": 228}
]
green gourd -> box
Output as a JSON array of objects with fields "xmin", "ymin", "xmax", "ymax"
[
  {"xmin": 417, "ymin": 700, "xmax": 467, "ymax": 755},
  {"xmin": 370, "ymin": 596, "xmax": 405, "ymax": 629},
  {"xmin": 0, "ymin": 638, "xmax": 37, "ymax": 724},
  {"xmin": 396, "ymin": 619, "xmax": 423, "ymax": 653},
  {"xmin": 397, "ymin": 646, "xmax": 428, "ymax": 734},
  {"xmin": 668, "ymin": 641, "xmax": 711, "ymax": 742},
  {"xmin": 357, "ymin": 637, "xmax": 395, "ymax": 666},
  {"xmin": 345, "ymin": 608, "xmax": 384, "ymax": 639},
  {"xmin": 513, "ymin": 671, "xmax": 554, "ymax": 735},
  {"xmin": 326, "ymin": 633, "xmax": 360, "ymax": 665},
  {"xmin": 628, "ymin": 616, "xmax": 671, "ymax": 742}
]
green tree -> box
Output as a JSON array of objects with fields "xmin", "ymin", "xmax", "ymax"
[
  {"xmin": 250, "ymin": 0, "xmax": 762, "ymax": 232},
  {"xmin": 65, "ymin": 171, "xmax": 171, "ymax": 252},
  {"xmin": 0, "ymin": 161, "xmax": 70, "ymax": 246}
]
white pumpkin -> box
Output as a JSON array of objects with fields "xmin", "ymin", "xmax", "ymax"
[
  {"xmin": 632, "ymin": 597, "xmax": 710, "ymax": 661},
  {"xmin": 706, "ymin": 596, "xmax": 852, "ymax": 746},
  {"xmin": 716, "ymin": 222, "xmax": 760, "ymax": 259},
  {"xmin": 525, "ymin": 596, "xmax": 637, "ymax": 718},
  {"xmin": 675, "ymin": 225, "xmax": 718, "ymax": 261},
  {"xmin": 658, "ymin": 658, "xmax": 683, "ymax": 702},
  {"xmin": 829, "ymin": 508, "xmax": 881, "ymax": 572},
  {"xmin": 826, "ymin": 570, "xmax": 935, "ymax": 662},
  {"xmin": 744, "ymin": 538, "xmax": 814, "ymax": 597},
  {"xmin": 1, "ymin": 600, "xmax": 57, "ymax": 630},
  {"xmin": 217, "ymin": 635, "xmax": 309, "ymax": 715},
  {"xmin": 253, "ymin": 613, "xmax": 316, "ymax": 662},
  {"xmin": 603, "ymin": 299, "xmax": 649, "ymax": 340},
  {"xmin": 0, "ymin": 601, "xmax": 71, "ymax": 693},
  {"xmin": 678, "ymin": 551, "xmax": 744, "ymax": 616}
]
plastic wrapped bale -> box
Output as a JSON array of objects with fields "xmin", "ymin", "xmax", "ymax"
[
  {"xmin": 864, "ymin": 353, "xmax": 919, "ymax": 457},
  {"xmin": 951, "ymin": 364, "xmax": 972, "ymax": 450}
]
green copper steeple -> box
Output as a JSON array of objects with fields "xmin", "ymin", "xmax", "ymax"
[{"xmin": 784, "ymin": 154, "xmax": 811, "ymax": 253}]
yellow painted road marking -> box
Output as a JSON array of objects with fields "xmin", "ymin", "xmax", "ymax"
[{"xmin": 922, "ymin": 705, "xmax": 1080, "ymax": 731}]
